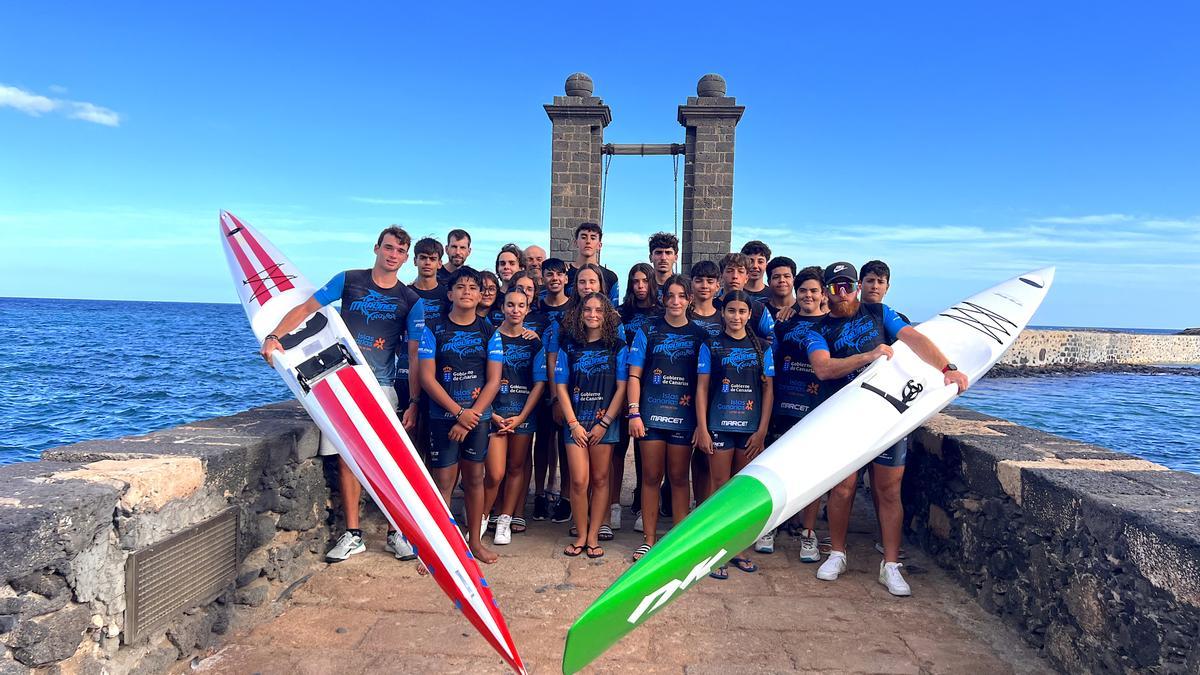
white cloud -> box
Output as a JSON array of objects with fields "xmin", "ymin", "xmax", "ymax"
[
  {"xmin": 1031, "ymin": 214, "xmax": 1134, "ymax": 225},
  {"xmin": 68, "ymin": 102, "xmax": 120, "ymax": 127},
  {"xmin": 0, "ymin": 83, "xmax": 121, "ymax": 127},
  {"xmin": 350, "ymin": 196, "xmax": 444, "ymax": 206}
]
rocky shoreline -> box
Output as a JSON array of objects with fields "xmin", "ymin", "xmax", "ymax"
[{"xmin": 986, "ymin": 362, "xmax": 1200, "ymax": 378}]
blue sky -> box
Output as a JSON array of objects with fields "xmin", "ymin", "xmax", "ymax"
[{"xmin": 1, "ymin": 2, "xmax": 1196, "ymax": 328}]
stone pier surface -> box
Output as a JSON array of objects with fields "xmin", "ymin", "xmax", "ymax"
[{"xmin": 195, "ymin": 491, "xmax": 1051, "ymax": 675}]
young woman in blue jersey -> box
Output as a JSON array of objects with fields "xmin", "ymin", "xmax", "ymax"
[
  {"xmin": 486, "ymin": 289, "xmax": 548, "ymax": 545},
  {"xmin": 695, "ymin": 289, "xmax": 775, "ymax": 578},
  {"xmin": 553, "ymin": 292, "xmax": 628, "ymax": 559},
  {"xmin": 500, "ymin": 270, "xmax": 550, "ymax": 532},
  {"xmin": 531, "ymin": 258, "xmax": 573, "ymax": 524},
  {"xmin": 609, "ymin": 263, "xmax": 661, "ymax": 534},
  {"xmin": 626, "ymin": 275, "xmax": 708, "ymax": 560},
  {"xmin": 477, "ymin": 271, "xmax": 503, "ymax": 326},
  {"xmin": 418, "ymin": 266, "xmax": 504, "ymax": 564}
]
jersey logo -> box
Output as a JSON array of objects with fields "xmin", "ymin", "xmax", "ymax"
[
  {"xmin": 443, "ymin": 330, "xmax": 484, "ymax": 357},
  {"xmin": 784, "ymin": 321, "xmax": 817, "ymax": 345},
  {"xmin": 348, "ymin": 289, "xmax": 400, "ymax": 322},
  {"xmin": 831, "ymin": 316, "xmax": 880, "ymax": 353},
  {"xmin": 722, "ymin": 347, "xmax": 760, "ymax": 373},
  {"xmin": 503, "ymin": 342, "xmax": 532, "ymax": 368},
  {"xmin": 652, "ymin": 333, "xmax": 698, "ymax": 361},
  {"xmin": 572, "ymin": 349, "xmax": 610, "ymax": 376}
]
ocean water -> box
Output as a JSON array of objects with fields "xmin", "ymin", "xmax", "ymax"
[{"xmin": 0, "ymin": 298, "xmax": 1195, "ymax": 473}]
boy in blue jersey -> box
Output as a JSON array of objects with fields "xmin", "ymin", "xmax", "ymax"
[
  {"xmin": 565, "ymin": 222, "xmax": 621, "ymax": 306},
  {"xmin": 260, "ymin": 226, "xmax": 420, "ymax": 563},
  {"xmin": 764, "ymin": 256, "xmax": 799, "ymax": 321},
  {"xmin": 648, "ymin": 232, "xmax": 678, "ymax": 291},
  {"xmin": 717, "ymin": 253, "xmax": 775, "ymax": 343},
  {"xmin": 532, "ymin": 258, "xmax": 573, "ymax": 523},
  {"xmin": 407, "ymin": 238, "xmax": 447, "ymax": 463},
  {"xmin": 418, "ymin": 266, "xmax": 504, "ymax": 564},
  {"xmin": 739, "ymin": 240, "xmax": 772, "ymax": 303},
  {"xmin": 804, "ymin": 262, "xmax": 968, "ymax": 595}
]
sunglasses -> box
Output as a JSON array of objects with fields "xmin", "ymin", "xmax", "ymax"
[{"xmin": 826, "ymin": 281, "xmax": 858, "ymax": 295}]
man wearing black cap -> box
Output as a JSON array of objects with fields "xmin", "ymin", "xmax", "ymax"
[{"xmin": 804, "ymin": 261, "xmax": 968, "ymax": 597}]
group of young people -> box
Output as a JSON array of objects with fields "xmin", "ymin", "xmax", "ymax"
[{"xmin": 260, "ymin": 221, "xmax": 968, "ymax": 596}]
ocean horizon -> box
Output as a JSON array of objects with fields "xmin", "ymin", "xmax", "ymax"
[{"xmin": 0, "ymin": 296, "xmax": 1195, "ymax": 473}]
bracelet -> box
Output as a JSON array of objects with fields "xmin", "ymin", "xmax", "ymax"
[
  {"xmin": 626, "ymin": 413, "xmax": 641, "ymax": 420},
  {"xmin": 265, "ymin": 334, "xmax": 279, "ymax": 342},
  {"xmin": 454, "ymin": 407, "xmax": 466, "ymax": 419},
  {"xmin": 627, "ymin": 403, "xmax": 640, "ymax": 411},
  {"xmin": 598, "ymin": 420, "xmax": 610, "ymax": 429},
  {"xmin": 568, "ymin": 420, "xmax": 580, "ymax": 429}
]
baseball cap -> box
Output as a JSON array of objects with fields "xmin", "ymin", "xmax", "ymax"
[{"xmin": 823, "ymin": 262, "xmax": 858, "ymax": 284}]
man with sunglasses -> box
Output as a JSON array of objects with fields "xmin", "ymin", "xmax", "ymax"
[{"xmin": 804, "ymin": 262, "xmax": 968, "ymax": 597}]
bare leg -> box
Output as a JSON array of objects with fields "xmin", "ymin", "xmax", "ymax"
[
  {"xmin": 483, "ymin": 434, "xmax": 507, "ymax": 517},
  {"xmin": 460, "ymin": 460, "xmax": 497, "ymax": 563},
  {"xmin": 432, "ymin": 465, "xmax": 458, "ymax": 508},
  {"xmin": 692, "ymin": 449, "xmax": 710, "ymax": 503},
  {"xmin": 500, "ymin": 435, "xmax": 533, "ymax": 517},
  {"xmin": 565, "ymin": 443, "xmax": 591, "ymax": 550},
  {"xmin": 869, "ymin": 463, "xmax": 906, "ymax": 563},
  {"xmin": 707, "ymin": 450, "xmax": 734, "ymax": 495},
  {"xmin": 639, "ymin": 440, "xmax": 666, "ymax": 545},
  {"xmin": 588, "ymin": 444, "xmax": 614, "ymax": 548},
  {"xmin": 337, "ymin": 457, "xmax": 362, "ymax": 530},
  {"xmin": 608, "ymin": 436, "xmax": 628, "ymax": 520},
  {"xmin": 827, "ymin": 472, "xmax": 859, "ymax": 553},
  {"xmin": 666, "ymin": 444, "xmax": 693, "ymax": 527}
]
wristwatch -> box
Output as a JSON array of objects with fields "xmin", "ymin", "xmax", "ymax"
[{"xmin": 941, "ymin": 363, "xmax": 958, "ymax": 374}]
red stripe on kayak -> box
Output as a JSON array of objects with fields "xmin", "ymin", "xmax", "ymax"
[
  {"xmin": 334, "ymin": 367, "xmax": 524, "ymax": 673},
  {"xmin": 222, "ymin": 217, "xmax": 271, "ymax": 305},
  {"xmin": 226, "ymin": 212, "xmax": 296, "ymax": 294}
]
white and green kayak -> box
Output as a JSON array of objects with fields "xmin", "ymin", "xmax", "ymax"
[{"xmin": 562, "ymin": 267, "xmax": 1054, "ymax": 673}]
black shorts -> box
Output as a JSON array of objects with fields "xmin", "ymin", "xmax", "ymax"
[
  {"xmin": 642, "ymin": 427, "xmax": 694, "ymax": 446},
  {"xmin": 426, "ymin": 417, "xmax": 489, "ymax": 468},
  {"xmin": 709, "ymin": 430, "xmax": 752, "ymax": 452},
  {"xmin": 873, "ymin": 437, "xmax": 907, "ymax": 467},
  {"xmin": 767, "ymin": 416, "xmax": 801, "ymax": 446}
]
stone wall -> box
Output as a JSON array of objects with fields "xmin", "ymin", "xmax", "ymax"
[
  {"xmin": 0, "ymin": 402, "xmax": 331, "ymax": 673},
  {"xmin": 903, "ymin": 406, "xmax": 1200, "ymax": 674},
  {"xmin": 1001, "ymin": 329, "xmax": 1200, "ymax": 367}
]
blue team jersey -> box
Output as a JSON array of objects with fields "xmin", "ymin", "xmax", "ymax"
[
  {"xmin": 698, "ymin": 333, "xmax": 775, "ymax": 433},
  {"xmin": 714, "ymin": 295, "xmax": 776, "ymax": 345},
  {"xmin": 313, "ymin": 269, "xmax": 418, "ymax": 386},
  {"xmin": 417, "ymin": 315, "xmax": 503, "ymax": 420},
  {"xmin": 803, "ymin": 302, "xmax": 910, "ymax": 393},
  {"xmin": 690, "ymin": 308, "xmax": 723, "ymax": 339},
  {"xmin": 619, "ymin": 304, "xmax": 661, "ymax": 346},
  {"xmin": 494, "ymin": 332, "xmax": 548, "ymax": 418},
  {"xmin": 553, "ymin": 336, "xmax": 628, "ymax": 427},
  {"xmin": 406, "ymin": 282, "xmax": 448, "ymax": 345},
  {"xmin": 772, "ymin": 313, "xmax": 826, "ymax": 419},
  {"xmin": 628, "ymin": 318, "xmax": 709, "ymax": 431}
]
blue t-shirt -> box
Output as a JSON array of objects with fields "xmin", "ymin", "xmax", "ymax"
[
  {"xmin": 803, "ymin": 302, "xmax": 910, "ymax": 393},
  {"xmin": 698, "ymin": 333, "xmax": 775, "ymax": 433},
  {"xmin": 690, "ymin": 308, "xmax": 723, "ymax": 339},
  {"xmin": 628, "ymin": 318, "xmax": 709, "ymax": 432},
  {"xmin": 406, "ymin": 282, "xmax": 448, "ymax": 344},
  {"xmin": 772, "ymin": 313, "xmax": 825, "ymax": 419},
  {"xmin": 619, "ymin": 304, "xmax": 662, "ymax": 346},
  {"xmin": 417, "ymin": 315, "xmax": 503, "ymax": 420},
  {"xmin": 312, "ymin": 270, "xmax": 418, "ymax": 386},
  {"xmin": 553, "ymin": 336, "xmax": 629, "ymax": 428},
  {"xmin": 494, "ymin": 332, "xmax": 548, "ymax": 419}
]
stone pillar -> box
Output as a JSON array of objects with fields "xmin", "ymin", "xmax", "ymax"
[
  {"xmin": 545, "ymin": 73, "xmax": 613, "ymax": 259},
  {"xmin": 678, "ymin": 74, "xmax": 745, "ymax": 271}
]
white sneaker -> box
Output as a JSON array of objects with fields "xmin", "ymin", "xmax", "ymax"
[
  {"xmin": 610, "ymin": 504, "xmax": 622, "ymax": 530},
  {"xmin": 325, "ymin": 531, "xmax": 366, "ymax": 562},
  {"xmin": 754, "ymin": 529, "xmax": 775, "ymax": 554},
  {"xmin": 493, "ymin": 515, "xmax": 513, "ymax": 545},
  {"xmin": 385, "ymin": 531, "xmax": 417, "ymax": 561},
  {"xmin": 480, "ymin": 514, "xmax": 490, "ymax": 536},
  {"xmin": 798, "ymin": 529, "xmax": 821, "ymax": 563},
  {"xmin": 816, "ymin": 551, "xmax": 847, "ymax": 581},
  {"xmin": 879, "ymin": 561, "xmax": 912, "ymax": 596},
  {"xmin": 633, "ymin": 512, "xmax": 644, "ymax": 533}
]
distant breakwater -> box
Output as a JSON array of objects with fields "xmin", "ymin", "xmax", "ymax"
[{"xmin": 997, "ymin": 329, "xmax": 1200, "ymax": 370}]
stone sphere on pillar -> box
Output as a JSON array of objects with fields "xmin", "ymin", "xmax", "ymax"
[
  {"xmin": 565, "ymin": 72, "xmax": 594, "ymax": 97},
  {"xmin": 697, "ymin": 73, "xmax": 727, "ymax": 97}
]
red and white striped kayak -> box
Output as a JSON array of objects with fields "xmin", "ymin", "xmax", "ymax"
[{"xmin": 218, "ymin": 211, "xmax": 525, "ymax": 674}]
